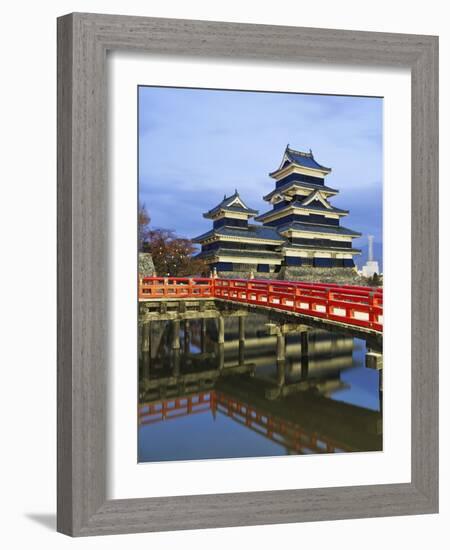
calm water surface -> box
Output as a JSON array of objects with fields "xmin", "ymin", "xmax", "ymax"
[{"xmin": 138, "ymin": 310, "xmax": 382, "ymax": 462}]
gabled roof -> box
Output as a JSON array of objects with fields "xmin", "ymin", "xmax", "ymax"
[
  {"xmin": 203, "ymin": 190, "xmax": 258, "ymax": 218},
  {"xmin": 255, "ymin": 197, "xmax": 348, "ymax": 222},
  {"xmin": 297, "ymin": 190, "xmax": 349, "ymax": 214},
  {"xmin": 270, "ymin": 145, "xmax": 332, "ymax": 177},
  {"xmin": 263, "ymin": 179, "xmax": 338, "ymax": 201},
  {"xmin": 277, "ymin": 221, "xmax": 361, "ymax": 237},
  {"xmin": 294, "ymin": 200, "xmax": 348, "ymax": 214},
  {"xmin": 193, "ymin": 224, "xmax": 285, "ymax": 243},
  {"xmin": 301, "ymin": 190, "xmax": 331, "ymax": 209}
]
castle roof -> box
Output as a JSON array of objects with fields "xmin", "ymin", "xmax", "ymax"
[
  {"xmin": 196, "ymin": 248, "xmax": 283, "ymax": 261},
  {"xmin": 255, "ymin": 195, "xmax": 348, "ymax": 222},
  {"xmin": 293, "ymin": 199, "xmax": 348, "ymax": 214},
  {"xmin": 283, "ymin": 243, "xmax": 362, "ymax": 254},
  {"xmin": 193, "ymin": 224, "xmax": 285, "ymax": 243},
  {"xmin": 203, "ymin": 190, "xmax": 258, "ymax": 218},
  {"xmin": 269, "ymin": 145, "xmax": 332, "ymax": 177},
  {"xmin": 263, "ymin": 179, "xmax": 338, "ymax": 201},
  {"xmin": 277, "ymin": 221, "xmax": 361, "ymax": 237}
]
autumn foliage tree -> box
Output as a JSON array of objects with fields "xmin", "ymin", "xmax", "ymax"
[
  {"xmin": 144, "ymin": 229, "xmax": 206, "ymax": 276},
  {"xmin": 139, "ymin": 203, "xmax": 207, "ymax": 277}
]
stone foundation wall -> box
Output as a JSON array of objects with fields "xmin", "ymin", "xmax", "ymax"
[
  {"xmin": 217, "ymin": 271, "xmax": 276, "ymax": 280},
  {"xmin": 139, "ymin": 252, "xmax": 156, "ymax": 276},
  {"xmin": 280, "ymin": 266, "xmax": 362, "ymax": 285},
  {"xmin": 217, "ymin": 266, "xmax": 362, "ymax": 285}
]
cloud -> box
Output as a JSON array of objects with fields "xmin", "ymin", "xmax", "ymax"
[{"xmin": 139, "ymin": 86, "xmax": 382, "ymax": 244}]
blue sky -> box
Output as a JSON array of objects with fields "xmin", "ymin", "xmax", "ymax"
[{"xmin": 139, "ymin": 87, "xmax": 383, "ymax": 264}]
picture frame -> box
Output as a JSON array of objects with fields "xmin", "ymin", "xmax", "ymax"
[{"xmin": 57, "ymin": 12, "xmax": 438, "ymax": 536}]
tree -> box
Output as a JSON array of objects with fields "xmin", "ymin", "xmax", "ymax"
[
  {"xmin": 138, "ymin": 202, "xmax": 206, "ymax": 276},
  {"xmin": 371, "ymin": 272, "xmax": 381, "ymax": 287},
  {"xmin": 144, "ymin": 228, "xmax": 207, "ymax": 277},
  {"xmin": 138, "ymin": 202, "xmax": 151, "ymax": 251}
]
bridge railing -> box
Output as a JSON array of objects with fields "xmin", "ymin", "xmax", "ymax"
[
  {"xmin": 214, "ymin": 278, "xmax": 382, "ymax": 332},
  {"xmin": 139, "ymin": 276, "xmax": 214, "ymax": 300},
  {"xmin": 139, "ymin": 276, "xmax": 383, "ymax": 332}
]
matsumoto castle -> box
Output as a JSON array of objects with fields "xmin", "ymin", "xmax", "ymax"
[{"xmin": 193, "ymin": 145, "xmax": 362, "ymax": 280}]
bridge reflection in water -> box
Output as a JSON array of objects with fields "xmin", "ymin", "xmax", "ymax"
[{"xmin": 138, "ymin": 308, "xmax": 382, "ymax": 462}]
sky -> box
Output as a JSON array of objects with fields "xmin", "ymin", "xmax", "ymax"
[{"xmin": 139, "ymin": 86, "xmax": 383, "ymax": 265}]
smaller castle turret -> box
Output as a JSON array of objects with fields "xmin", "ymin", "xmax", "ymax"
[{"xmin": 192, "ymin": 190, "xmax": 284, "ymax": 275}]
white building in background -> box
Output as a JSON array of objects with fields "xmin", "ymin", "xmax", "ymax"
[{"xmin": 361, "ymin": 235, "xmax": 380, "ymax": 277}]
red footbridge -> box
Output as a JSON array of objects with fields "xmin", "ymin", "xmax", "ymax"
[{"xmin": 139, "ymin": 277, "xmax": 383, "ymax": 335}]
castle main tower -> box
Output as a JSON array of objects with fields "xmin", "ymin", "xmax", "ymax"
[{"xmin": 257, "ymin": 145, "xmax": 361, "ymax": 270}]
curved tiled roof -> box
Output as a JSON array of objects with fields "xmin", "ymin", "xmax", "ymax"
[
  {"xmin": 263, "ymin": 179, "xmax": 338, "ymax": 201},
  {"xmin": 277, "ymin": 221, "xmax": 361, "ymax": 237},
  {"xmin": 295, "ymin": 201, "xmax": 348, "ymax": 214},
  {"xmin": 270, "ymin": 146, "xmax": 331, "ymax": 176},
  {"xmin": 255, "ymin": 200, "xmax": 348, "ymax": 221},
  {"xmin": 285, "ymin": 147, "xmax": 331, "ymax": 171},
  {"xmin": 296, "ymin": 192, "xmax": 349, "ymax": 213},
  {"xmin": 204, "ymin": 190, "xmax": 258, "ymax": 218},
  {"xmin": 196, "ymin": 248, "xmax": 283, "ymax": 260},
  {"xmin": 283, "ymin": 243, "xmax": 361, "ymax": 254},
  {"xmin": 193, "ymin": 224, "xmax": 285, "ymax": 243}
]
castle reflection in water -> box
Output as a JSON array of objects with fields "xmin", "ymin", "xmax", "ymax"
[{"xmin": 138, "ymin": 309, "xmax": 382, "ymax": 462}]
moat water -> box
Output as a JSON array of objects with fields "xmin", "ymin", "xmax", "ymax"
[{"xmin": 138, "ymin": 311, "xmax": 382, "ymax": 462}]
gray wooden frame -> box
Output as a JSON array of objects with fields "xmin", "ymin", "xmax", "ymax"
[{"xmin": 57, "ymin": 12, "xmax": 438, "ymax": 537}]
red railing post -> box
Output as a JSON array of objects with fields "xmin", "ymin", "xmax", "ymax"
[
  {"xmin": 369, "ymin": 291, "xmax": 378, "ymax": 328},
  {"xmin": 327, "ymin": 289, "xmax": 333, "ymax": 316}
]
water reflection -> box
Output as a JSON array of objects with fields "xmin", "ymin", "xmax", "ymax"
[{"xmin": 138, "ymin": 311, "xmax": 382, "ymax": 462}]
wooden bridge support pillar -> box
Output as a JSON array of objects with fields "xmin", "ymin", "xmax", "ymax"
[
  {"xmin": 200, "ymin": 318, "xmax": 207, "ymax": 353},
  {"xmin": 217, "ymin": 316, "xmax": 225, "ymax": 345},
  {"xmin": 277, "ymin": 359, "xmax": 286, "ymax": 388},
  {"xmin": 276, "ymin": 330, "xmax": 286, "ymax": 362},
  {"xmin": 239, "ymin": 339, "xmax": 245, "ymax": 367},
  {"xmin": 238, "ymin": 317, "xmax": 245, "ymax": 366},
  {"xmin": 301, "ymin": 331, "xmax": 309, "ymax": 378},
  {"xmin": 218, "ymin": 343, "xmax": 225, "ymax": 371},
  {"xmin": 184, "ymin": 320, "xmax": 190, "ymax": 354},
  {"xmin": 366, "ymin": 348, "xmax": 383, "ymax": 415},
  {"xmin": 379, "ymin": 370, "xmax": 383, "ymax": 414},
  {"xmin": 141, "ymin": 322, "xmax": 151, "ymax": 378},
  {"xmin": 172, "ymin": 348, "xmax": 181, "ymax": 377},
  {"xmin": 172, "ymin": 319, "xmax": 181, "ymax": 351},
  {"xmin": 365, "ymin": 351, "xmax": 383, "ymax": 371},
  {"xmin": 239, "ymin": 316, "xmax": 245, "ymax": 341},
  {"xmin": 275, "ymin": 328, "xmax": 287, "ymax": 390}
]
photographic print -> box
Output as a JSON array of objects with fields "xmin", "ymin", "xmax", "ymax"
[{"xmin": 138, "ymin": 86, "xmax": 383, "ymax": 463}]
